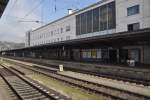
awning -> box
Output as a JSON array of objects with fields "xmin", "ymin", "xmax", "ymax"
[{"xmin": 2, "ymin": 28, "xmax": 150, "ymax": 52}]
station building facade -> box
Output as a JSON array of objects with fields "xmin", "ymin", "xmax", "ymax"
[{"xmin": 6, "ymin": 0, "xmax": 150, "ymax": 65}]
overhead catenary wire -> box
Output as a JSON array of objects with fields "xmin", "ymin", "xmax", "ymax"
[
  {"xmin": 3, "ymin": 0, "xmax": 44, "ymax": 24},
  {"xmin": 23, "ymin": 0, "xmax": 45, "ymax": 18},
  {"xmin": 10, "ymin": 0, "xmax": 80, "ymax": 24},
  {"xmin": 3, "ymin": 15, "xmax": 38, "ymax": 21},
  {"xmin": 5, "ymin": 0, "xmax": 85, "ymax": 26}
]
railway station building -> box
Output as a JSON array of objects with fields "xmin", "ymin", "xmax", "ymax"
[{"xmin": 2, "ymin": 0, "xmax": 150, "ymax": 66}]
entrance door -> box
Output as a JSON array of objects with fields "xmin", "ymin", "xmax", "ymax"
[
  {"xmin": 109, "ymin": 49, "xmax": 117, "ymax": 64},
  {"xmin": 70, "ymin": 50, "xmax": 73, "ymax": 60},
  {"xmin": 120, "ymin": 49, "xmax": 128, "ymax": 64}
]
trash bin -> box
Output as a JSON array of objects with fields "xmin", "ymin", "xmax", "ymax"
[
  {"xmin": 127, "ymin": 60, "xmax": 135, "ymax": 67},
  {"xmin": 59, "ymin": 65, "xmax": 64, "ymax": 72}
]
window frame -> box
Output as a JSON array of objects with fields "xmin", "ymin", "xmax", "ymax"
[
  {"xmin": 66, "ymin": 25, "xmax": 71, "ymax": 32},
  {"xmin": 127, "ymin": 5, "xmax": 140, "ymax": 16},
  {"xmin": 127, "ymin": 22, "xmax": 140, "ymax": 31}
]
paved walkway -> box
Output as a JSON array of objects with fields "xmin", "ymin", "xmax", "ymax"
[{"xmin": 12, "ymin": 57, "xmax": 150, "ymax": 72}]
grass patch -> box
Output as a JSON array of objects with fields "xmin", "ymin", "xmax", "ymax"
[{"xmin": 28, "ymin": 74, "xmax": 107, "ymax": 100}]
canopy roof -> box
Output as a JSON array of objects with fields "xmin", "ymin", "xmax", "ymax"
[{"xmin": 1, "ymin": 28, "xmax": 150, "ymax": 52}]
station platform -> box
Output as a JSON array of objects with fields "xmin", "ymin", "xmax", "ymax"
[{"xmin": 1, "ymin": 56, "xmax": 150, "ymax": 82}]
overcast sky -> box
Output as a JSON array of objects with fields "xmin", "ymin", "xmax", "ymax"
[{"xmin": 0, "ymin": 0, "xmax": 98, "ymax": 43}]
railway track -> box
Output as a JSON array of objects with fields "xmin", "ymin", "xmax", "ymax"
[
  {"xmin": 3, "ymin": 57, "xmax": 150, "ymax": 86},
  {"xmin": 5, "ymin": 61, "xmax": 150, "ymax": 100},
  {"xmin": 7, "ymin": 57, "xmax": 150, "ymax": 86},
  {"xmin": 0, "ymin": 64, "xmax": 71, "ymax": 100},
  {"xmin": 0, "ymin": 70, "xmax": 19, "ymax": 100},
  {"xmin": 42, "ymin": 64, "xmax": 150, "ymax": 86},
  {"xmin": 68, "ymin": 68, "xmax": 150, "ymax": 86}
]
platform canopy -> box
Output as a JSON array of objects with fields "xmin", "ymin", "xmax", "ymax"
[
  {"xmin": 0, "ymin": 0, "xmax": 9, "ymax": 18},
  {"xmin": 1, "ymin": 28, "xmax": 150, "ymax": 52}
]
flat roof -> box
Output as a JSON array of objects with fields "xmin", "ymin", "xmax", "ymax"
[
  {"xmin": 32, "ymin": 0, "xmax": 110, "ymax": 32},
  {"xmin": 2, "ymin": 28, "xmax": 150, "ymax": 52}
]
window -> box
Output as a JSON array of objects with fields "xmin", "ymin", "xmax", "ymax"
[
  {"xmin": 61, "ymin": 28, "xmax": 63, "ymax": 33},
  {"xmin": 127, "ymin": 5, "xmax": 139, "ymax": 16},
  {"xmin": 93, "ymin": 8, "xmax": 99, "ymax": 32},
  {"xmin": 108, "ymin": 2, "xmax": 116, "ymax": 29},
  {"xmin": 76, "ymin": 1, "xmax": 115, "ymax": 35},
  {"xmin": 81, "ymin": 13, "xmax": 87, "ymax": 34},
  {"xmin": 57, "ymin": 29, "xmax": 59, "ymax": 34},
  {"xmin": 57, "ymin": 38, "xmax": 59, "ymax": 41},
  {"xmin": 49, "ymin": 32, "xmax": 51, "ymax": 36},
  {"xmin": 87, "ymin": 50, "xmax": 91, "ymax": 58},
  {"xmin": 87, "ymin": 10, "xmax": 93, "ymax": 33},
  {"xmin": 61, "ymin": 37, "xmax": 63, "ymax": 41},
  {"xmin": 129, "ymin": 49, "xmax": 140, "ymax": 62},
  {"xmin": 66, "ymin": 36, "xmax": 70, "ymax": 40},
  {"xmin": 97, "ymin": 49, "xmax": 102, "ymax": 59},
  {"xmin": 76, "ymin": 15, "xmax": 81, "ymax": 35},
  {"xmin": 100, "ymin": 5, "xmax": 107, "ymax": 31},
  {"xmin": 102, "ymin": 49, "xmax": 109, "ymax": 59},
  {"xmin": 51, "ymin": 31, "xmax": 53, "ymax": 36},
  {"xmin": 66, "ymin": 25, "xmax": 71, "ymax": 32},
  {"xmin": 54, "ymin": 30, "xmax": 56, "ymax": 35},
  {"xmin": 91, "ymin": 49, "xmax": 97, "ymax": 58},
  {"xmin": 82, "ymin": 50, "xmax": 87, "ymax": 58},
  {"xmin": 128, "ymin": 23, "xmax": 140, "ymax": 31}
]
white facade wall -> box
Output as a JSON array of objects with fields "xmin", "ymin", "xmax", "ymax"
[
  {"xmin": 116, "ymin": 0, "xmax": 150, "ymax": 32},
  {"xmin": 143, "ymin": 0, "xmax": 150, "ymax": 28},
  {"xmin": 30, "ymin": 15, "xmax": 76, "ymax": 46},
  {"xmin": 25, "ymin": 31, "xmax": 31, "ymax": 47},
  {"xmin": 27, "ymin": 0, "xmax": 150, "ymax": 47}
]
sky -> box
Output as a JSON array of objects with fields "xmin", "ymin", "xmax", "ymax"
[{"xmin": 0, "ymin": 0, "xmax": 98, "ymax": 43}]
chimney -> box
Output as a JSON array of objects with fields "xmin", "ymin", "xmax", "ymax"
[{"xmin": 68, "ymin": 9, "xmax": 73, "ymax": 15}]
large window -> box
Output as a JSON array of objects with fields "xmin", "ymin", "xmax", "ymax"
[
  {"xmin": 97, "ymin": 49, "xmax": 102, "ymax": 59},
  {"xmin": 76, "ymin": 1, "xmax": 116, "ymax": 35},
  {"xmin": 100, "ymin": 5, "xmax": 107, "ymax": 31},
  {"xmin": 127, "ymin": 5, "xmax": 139, "ymax": 16},
  {"xmin": 81, "ymin": 13, "xmax": 87, "ymax": 34},
  {"xmin": 76, "ymin": 15, "xmax": 81, "ymax": 35},
  {"xmin": 86, "ymin": 10, "xmax": 93, "ymax": 33},
  {"xmin": 93, "ymin": 8, "xmax": 99, "ymax": 32},
  {"xmin": 91, "ymin": 49, "xmax": 97, "ymax": 58},
  {"xmin": 81, "ymin": 49, "xmax": 102, "ymax": 59},
  {"xmin": 108, "ymin": 2, "xmax": 116, "ymax": 29}
]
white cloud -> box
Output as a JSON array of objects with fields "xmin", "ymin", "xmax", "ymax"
[{"xmin": 0, "ymin": 0, "xmax": 42, "ymax": 43}]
